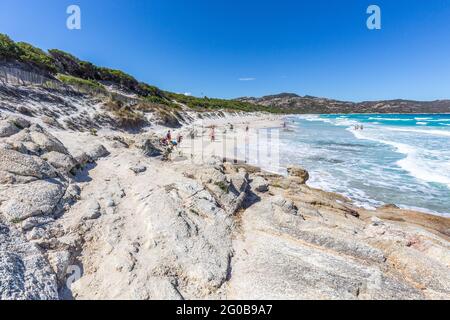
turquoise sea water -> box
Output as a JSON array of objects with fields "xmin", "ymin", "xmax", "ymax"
[{"xmin": 280, "ymin": 114, "xmax": 450, "ymax": 216}]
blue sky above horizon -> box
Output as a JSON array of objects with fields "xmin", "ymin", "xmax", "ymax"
[{"xmin": 1, "ymin": 0, "xmax": 449, "ymax": 101}]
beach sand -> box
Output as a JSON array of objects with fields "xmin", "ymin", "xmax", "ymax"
[
  {"xmin": 2, "ymin": 111, "xmax": 449, "ymax": 300},
  {"xmin": 176, "ymin": 114, "xmax": 285, "ymax": 172}
]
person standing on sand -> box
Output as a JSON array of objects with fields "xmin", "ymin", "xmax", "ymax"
[
  {"xmin": 166, "ymin": 130, "xmax": 172, "ymax": 141},
  {"xmin": 210, "ymin": 126, "xmax": 215, "ymax": 142},
  {"xmin": 177, "ymin": 133, "xmax": 183, "ymax": 144}
]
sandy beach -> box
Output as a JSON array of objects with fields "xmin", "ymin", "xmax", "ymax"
[
  {"xmin": 1, "ymin": 108, "xmax": 450, "ymax": 300},
  {"xmin": 175, "ymin": 114, "xmax": 285, "ymax": 172}
]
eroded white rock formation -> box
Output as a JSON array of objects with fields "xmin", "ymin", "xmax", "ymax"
[{"xmin": 0, "ymin": 96, "xmax": 449, "ymax": 300}]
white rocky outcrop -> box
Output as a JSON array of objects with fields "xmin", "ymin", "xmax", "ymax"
[
  {"xmin": 0, "ymin": 115, "xmax": 110, "ymax": 299},
  {"xmin": 0, "ymin": 110, "xmax": 449, "ymax": 300}
]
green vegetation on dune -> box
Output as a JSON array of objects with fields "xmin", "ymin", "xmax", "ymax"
[
  {"xmin": 0, "ymin": 33, "xmax": 156, "ymax": 98},
  {"xmin": 57, "ymin": 74, "xmax": 107, "ymax": 94},
  {"xmin": 48, "ymin": 49, "xmax": 94, "ymax": 78},
  {"xmin": 142, "ymin": 95, "xmax": 180, "ymax": 110},
  {"xmin": 166, "ymin": 92, "xmax": 277, "ymax": 113},
  {"xmin": 0, "ymin": 34, "xmax": 21, "ymax": 59},
  {"xmin": 103, "ymin": 98, "xmax": 148, "ymax": 127},
  {"xmin": 97, "ymin": 67, "xmax": 135, "ymax": 86},
  {"xmin": 16, "ymin": 42, "xmax": 58, "ymax": 74},
  {"xmin": 1, "ymin": 32, "xmax": 280, "ymax": 114},
  {"xmin": 138, "ymin": 83, "xmax": 165, "ymax": 98},
  {"xmin": 0, "ymin": 34, "xmax": 57, "ymax": 73},
  {"xmin": 48, "ymin": 48, "xmax": 144, "ymax": 94}
]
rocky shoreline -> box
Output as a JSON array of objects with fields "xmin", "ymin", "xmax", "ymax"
[
  {"xmin": 1, "ymin": 33, "xmax": 449, "ymax": 300},
  {"xmin": 1, "ymin": 112, "xmax": 449, "ymax": 300}
]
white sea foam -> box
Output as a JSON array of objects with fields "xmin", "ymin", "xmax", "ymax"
[
  {"xmin": 397, "ymin": 155, "xmax": 450, "ymax": 188},
  {"xmin": 368, "ymin": 117, "xmax": 413, "ymax": 121},
  {"xmin": 287, "ymin": 115, "xmax": 450, "ymax": 216},
  {"xmin": 384, "ymin": 127, "xmax": 450, "ymax": 137},
  {"xmin": 299, "ymin": 115, "xmax": 334, "ymax": 124},
  {"xmin": 424, "ymin": 119, "xmax": 450, "ymax": 122},
  {"xmin": 334, "ymin": 119, "xmax": 359, "ymax": 126},
  {"xmin": 325, "ymin": 117, "xmax": 450, "ymax": 188},
  {"xmin": 348, "ymin": 127, "xmax": 450, "ymax": 188},
  {"xmin": 306, "ymin": 170, "xmax": 380, "ymax": 210}
]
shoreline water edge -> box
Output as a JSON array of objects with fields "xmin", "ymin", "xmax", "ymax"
[{"xmin": 179, "ymin": 112, "xmax": 450, "ymax": 218}]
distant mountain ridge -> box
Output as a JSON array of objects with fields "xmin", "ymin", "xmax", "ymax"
[{"xmin": 237, "ymin": 93, "xmax": 450, "ymax": 114}]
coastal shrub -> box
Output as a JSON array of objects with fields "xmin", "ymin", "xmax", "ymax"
[
  {"xmin": 0, "ymin": 34, "xmax": 57, "ymax": 74},
  {"xmin": 103, "ymin": 98, "xmax": 148, "ymax": 128},
  {"xmin": 57, "ymin": 74, "xmax": 106, "ymax": 94},
  {"xmin": 16, "ymin": 42, "xmax": 57, "ymax": 73},
  {"xmin": 141, "ymin": 95, "xmax": 180, "ymax": 110},
  {"xmin": 138, "ymin": 83, "xmax": 166, "ymax": 98},
  {"xmin": 214, "ymin": 181, "xmax": 229, "ymax": 193},
  {"xmin": 49, "ymin": 49, "xmax": 85, "ymax": 76},
  {"xmin": 162, "ymin": 146, "xmax": 173, "ymax": 162},
  {"xmin": 48, "ymin": 49, "xmax": 78, "ymax": 62},
  {"xmin": 113, "ymin": 108, "xmax": 147, "ymax": 127},
  {"xmin": 0, "ymin": 33, "xmax": 21, "ymax": 59},
  {"xmin": 10, "ymin": 217, "xmax": 22, "ymax": 224},
  {"xmin": 79, "ymin": 61, "xmax": 99, "ymax": 79},
  {"xmin": 156, "ymin": 109, "xmax": 181, "ymax": 128},
  {"xmin": 50, "ymin": 49, "xmax": 102, "ymax": 80},
  {"xmin": 165, "ymin": 92, "xmax": 274, "ymax": 113},
  {"xmin": 96, "ymin": 67, "xmax": 138, "ymax": 89},
  {"xmin": 50, "ymin": 48, "xmax": 143, "ymax": 93},
  {"xmin": 143, "ymin": 95, "xmax": 170, "ymax": 105}
]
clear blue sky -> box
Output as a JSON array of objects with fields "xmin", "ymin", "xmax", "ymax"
[{"xmin": 1, "ymin": 0, "xmax": 449, "ymax": 101}]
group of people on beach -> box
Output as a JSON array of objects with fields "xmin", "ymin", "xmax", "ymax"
[
  {"xmin": 162, "ymin": 130, "xmax": 183, "ymax": 147},
  {"xmin": 169, "ymin": 122, "xmax": 251, "ymax": 146},
  {"xmin": 208, "ymin": 123, "xmax": 249, "ymax": 142},
  {"xmin": 353, "ymin": 124, "xmax": 364, "ymax": 130}
]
